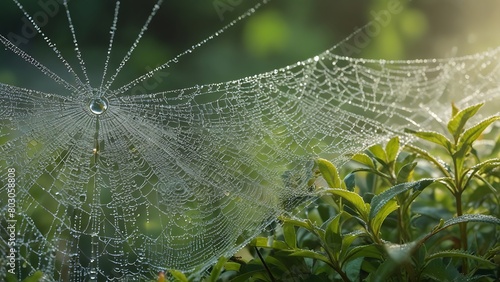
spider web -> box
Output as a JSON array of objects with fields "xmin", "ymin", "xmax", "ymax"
[{"xmin": 1, "ymin": 0, "xmax": 499, "ymax": 281}]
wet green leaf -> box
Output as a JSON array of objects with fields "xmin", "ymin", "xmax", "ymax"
[
  {"xmin": 396, "ymin": 161, "xmax": 417, "ymax": 183},
  {"xmin": 343, "ymin": 173, "xmax": 355, "ymax": 191},
  {"xmin": 326, "ymin": 188, "xmax": 369, "ymax": 219},
  {"xmin": 458, "ymin": 115, "xmax": 500, "ymax": 151},
  {"xmin": 368, "ymin": 144, "xmax": 387, "ymax": 165},
  {"xmin": 385, "ymin": 136, "xmax": 400, "ymax": 164},
  {"xmin": 370, "ymin": 200, "xmax": 398, "ymax": 235},
  {"xmin": 351, "ymin": 153, "xmax": 376, "ymax": 169},
  {"xmin": 405, "ymin": 129, "xmax": 452, "ymax": 151},
  {"xmin": 343, "ymin": 244, "xmax": 383, "ymax": 265},
  {"xmin": 426, "ymin": 250, "xmax": 496, "ymax": 268},
  {"xmin": 289, "ymin": 250, "xmax": 331, "ymax": 265},
  {"xmin": 283, "ymin": 222, "xmax": 297, "ymax": 249},
  {"xmin": 439, "ymin": 214, "xmax": 500, "ymax": 231},
  {"xmin": 325, "ymin": 213, "xmax": 343, "ymax": 254},
  {"xmin": 369, "ymin": 179, "xmax": 434, "ymax": 220},
  {"xmin": 317, "ymin": 158, "xmax": 341, "ymax": 188},
  {"xmin": 448, "ymin": 103, "xmax": 483, "ymax": 140}
]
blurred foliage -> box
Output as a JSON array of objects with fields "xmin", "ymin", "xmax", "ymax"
[{"xmin": 1, "ymin": 0, "xmax": 500, "ymax": 91}]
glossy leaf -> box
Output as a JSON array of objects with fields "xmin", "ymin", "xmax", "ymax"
[
  {"xmin": 458, "ymin": 115, "xmax": 500, "ymax": 150},
  {"xmin": 351, "ymin": 153, "xmax": 376, "ymax": 169},
  {"xmin": 209, "ymin": 257, "xmax": 229, "ymax": 282},
  {"xmin": 252, "ymin": 237, "xmax": 289, "ymax": 250},
  {"xmin": 438, "ymin": 214, "xmax": 500, "ymax": 231},
  {"xmin": 326, "ymin": 188, "xmax": 369, "ymax": 219},
  {"xmin": 370, "ymin": 200, "xmax": 399, "ymax": 235},
  {"xmin": 325, "ymin": 213, "xmax": 343, "ymax": 254},
  {"xmin": 283, "ymin": 222, "xmax": 297, "ymax": 249},
  {"xmin": 426, "ymin": 250, "xmax": 496, "ymax": 268},
  {"xmin": 368, "ymin": 144, "xmax": 388, "ymax": 165},
  {"xmin": 289, "ymin": 250, "xmax": 331, "ymax": 265},
  {"xmin": 343, "ymin": 173, "xmax": 355, "ymax": 191},
  {"xmin": 369, "ymin": 179, "xmax": 434, "ymax": 220},
  {"xmin": 396, "ymin": 161, "xmax": 417, "ymax": 183},
  {"xmin": 405, "ymin": 129, "xmax": 452, "ymax": 151},
  {"xmin": 340, "ymin": 230, "xmax": 366, "ymax": 260},
  {"xmin": 343, "ymin": 244, "xmax": 383, "ymax": 265},
  {"xmin": 317, "ymin": 158, "xmax": 342, "ymax": 188},
  {"xmin": 385, "ymin": 136, "xmax": 400, "ymax": 164},
  {"xmin": 448, "ymin": 103, "xmax": 483, "ymax": 140}
]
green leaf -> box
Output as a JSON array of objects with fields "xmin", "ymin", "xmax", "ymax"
[
  {"xmin": 278, "ymin": 216, "xmax": 312, "ymax": 231},
  {"xmin": 344, "ymin": 257, "xmax": 363, "ymax": 282},
  {"xmin": 369, "ymin": 179, "xmax": 434, "ymax": 220},
  {"xmin": 420, "ymin": 257, "xmax": 462, "ymax": 282},
  {"xmin": 326, "ymin": 188, "xmax": 369, "ymax": 219},
  {"xmin": 343, "ymin": 173, "xmax": 355, "ymax": 191},
  {"xmin": 169, "ymin": 270, "xmax": 189, "ymax": 282},
  {"xmin": 252, "ymin": 237, "xmax": 289, "ymax": 250},
  {"xmin": 451, "ymin": 102, "xmax": 460, "ymax": 117},
  {"xmin": 283, "ymin": 222, "xmax": 297, "ymax": 249},
  {"xmin": 340, "ymin": 230, "xmax": 366, "ymax": 259},
  {"xmin": 396, "ymin": 162, "xmax": 417, "ymax": 183},
  {"xmin": 209, "ymin": 257, "xmax": 229, "ymax": 282},
  {"xmin": 289, "ymin": 250, "xmax": 332, "ymax": 265},
  {"xmin": 385, "ymin": 136, "xmax": 400, "ymax": 164},
  {"xmin": 262, "ymin": 256, "xmax": 288, "ymax": 272},
  {"xmin": 426, "ymin": 250, "xmax": 496, "ymax": 268},
  {"xmin": 223, "ymin": 261, "xmax": 241, "ymax": 272},
  {"xmin": 447, "ymin": 103, "xmax": 483, "ymax": 140},
  {"xmin": 438, "ymin": 214, "xmax": 500, "ymax": 231},
  {"xmin": 368, "ymin": 144, "xmax": 387, "ymax": 165},
  {"xmin": 370, "ymin": 200, "xmax": 399, "ymax": 236},
  {"xmin": 317, "ymin": 158, "xmax": 341, "ymax": 188},
  {"xmin": 405, "ymin": 129, "xmax": 452, "ymax": 151},
  {"xmin": 343, "ymin": 244, "xmax": 383, "ymax": 264},
  {"xmin": 351, "ymin": 153, "xmax": 376, "ymax": 169},
  {"xmin": 325, "ymin": 213, "xmax": 343, "ymax": 254},
  {"xmin": 20, "ymin": 271, "xmax": 44, "ymax": 282},
  {"xmin": 458, "ymin": 115, "xmax": 500, "ymax": 150}
]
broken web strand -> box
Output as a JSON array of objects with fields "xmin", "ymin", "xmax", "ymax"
[
  {"xmin": 98, "ymin": 1, "xmax": 121, "ymax": 94},
  {"xmin": 109, "ymin": 0, "xmax": 271, "ymax": 99},
  {"xmin": 10, "ymin": 0, "xmax": 88, "ymax": 95},
  {"xmin": 102, "ymin": 0, "xmax": 164, "ymax": 94}
]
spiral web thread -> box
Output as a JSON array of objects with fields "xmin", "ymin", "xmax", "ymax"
[{"xmin": 1, "ymin": 0, "xmax": 499, "ymax": 281}]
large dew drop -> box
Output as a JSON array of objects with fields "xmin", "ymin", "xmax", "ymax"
[{"xmin": 88, "ymin": 97, "xmax": 109, "ymax": 115}]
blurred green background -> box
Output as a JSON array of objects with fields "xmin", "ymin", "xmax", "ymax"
[{"xmin": 1, "ymin": 0, "xmax": 500, "ymax": 94}]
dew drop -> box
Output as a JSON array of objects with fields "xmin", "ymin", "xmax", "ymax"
[{"xmin": 89, "ymin": 97, "xmax": 109, "ymax": 115}]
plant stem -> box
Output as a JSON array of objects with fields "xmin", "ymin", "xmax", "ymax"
[
  {"xmin": 254, "ymin": 247, "xmax": 276, "ymax": 282},
  {"xmin": 455, "ymin": 191, "xmax": 469, "ymax": 274}
]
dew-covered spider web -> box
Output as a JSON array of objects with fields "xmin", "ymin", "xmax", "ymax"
[{"xmin": 1, "ymin": 0, "xmax": 500, "ymax": 281}]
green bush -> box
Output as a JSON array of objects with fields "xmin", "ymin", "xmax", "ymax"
[{"xmin": 165, "ymin": 103, "xmax": 499, "ymax": 282}]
